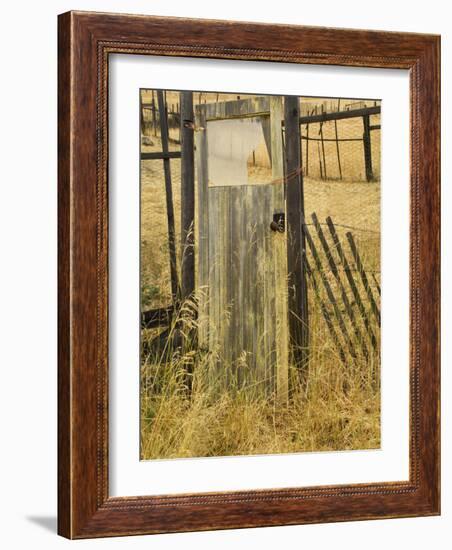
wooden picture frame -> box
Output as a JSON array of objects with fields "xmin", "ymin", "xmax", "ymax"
[{"xmin": 58, "ymin": 11, "xmax": 440, "ymax": 538}]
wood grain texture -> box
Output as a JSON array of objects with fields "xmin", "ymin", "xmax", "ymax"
[
  {"xmin": 197, "ymin": 98, "xmax": 287, "ymax": 396},
  {"xmin": 195, "ymin": 107, "xmax": 209, "ymax": 348},
  {"xmin": 57, "ymin": 11, "xmax": 71, "ymax": 538},
  {"xmin": 285, "ymin": 95, "xmax": 309, "ymax": 374},
  {"xmin": 58, "ymin": 10, "xmax": 440, "ymax": 539},
  {"xmin": 270, "ymin": 96, "xmax": 289, "ymax": 403},
  {"xmin": 180, "ymin": 91, "xmax": 195, "ymax": 301},
  {"xmin": 206, "ymin": 185, "xmax": 279, "ymax": 394}
]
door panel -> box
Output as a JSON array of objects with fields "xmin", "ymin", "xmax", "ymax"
[
  {"xmin": 207, "ymin": 185, "xmax": 278, "ymax": 394},
  {"xmin": 195, "ymin": 98, "xmax": 288, "ymax": 399}
]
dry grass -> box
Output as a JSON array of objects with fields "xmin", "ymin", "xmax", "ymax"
[
  {"xmin": 140, "ymin": 298, "xmax": 380, "ymax": 460},
  {"xmin": 140, "ymin": 92, "xmax": 381, "ymax": 460}
]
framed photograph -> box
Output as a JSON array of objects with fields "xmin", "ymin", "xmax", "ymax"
[{"xmin": 58, "ymin": 11, "xmax": 440, "ymax": 538}]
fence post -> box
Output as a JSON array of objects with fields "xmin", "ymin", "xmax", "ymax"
[
  {"xmin": 319, "ymin": 117, "xmax": 327, "ymax": 179},
  {"xmin": 151, "ymin": 90, "xmax": 157, "ymax": 136},
  {"xmin": 157, "ymin": 90, "xmax": 180, "ymax": 304},
  {"xmin": 284, "ymin": 95, "xmax": 309, "ymax": 378},
  {"xmin": 140, "ymin": 96, "xmax": 145, "ymax": 137},
  {"xmin": 362, "ymin": 114, "xmax": 374, "ymax": 182},
  {"xmin": 180, "ymin": 91, "xmax": 195, "ymax": 303},
  {"xmin": 305, "ymin": 108, "xmax": 315, "ymax": 177},
  {"xmin": 270, "ymin": 96, "xmax": 289, "ymax": 403},
  {"xmin": 334, "ymin": 99, "xmax": 343, "ymax": 180},
  {"xmin": 317, "ymin": 141, "xmax": 323, "ymax": 180}
]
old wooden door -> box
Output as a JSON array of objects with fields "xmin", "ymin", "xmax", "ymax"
[{"xmin": 195, "ymin": 97, "xmax": 288, "ymax": 400}]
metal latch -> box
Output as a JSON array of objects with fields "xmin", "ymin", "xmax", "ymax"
[{"xmin": 270, "ymin": 212, "xmax": 285, "ymax": 233}]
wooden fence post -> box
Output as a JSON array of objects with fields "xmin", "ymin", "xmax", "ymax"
[
  {"xmin": 194, "ymin": 106, "xmax": 209, "ymax": 349},
  {"xmin": 284, "ymin": 95, "xmax": 309, "ymax": 376},
  {"xmin": 362, "ymin": 114, "xmax": 374, "ymax": 182},
  {"xmin": 270, "ymin": 96, "xmax": 289, "ymax": 403},
  {"xmin": 140, "ymin": 100, "xmax": 145, "ymax": 137},
  {"xmin": 151, "ymin": 90, "xmax": 157, "ymax": 136},
  {"xmin": 157, "ymin": 90, "xmax": 180, "ymax": 304},
  {"xmin": 317, "ymin": 141, "xmax": 323, "ymax": 180},
  {"xmin": 319, "ymin": 107, "xmax": 327, "ymax": 179},
  {"xmin": 305, "ymin": 122, "xmax": 309, "ymax": 176},
  {"xmin": 180, "ymin": 91, "xmax": 195, "ymax": 303},
  {"xmin": 334, "ymin": 99, "xmax": 343, "ymax": 180}
]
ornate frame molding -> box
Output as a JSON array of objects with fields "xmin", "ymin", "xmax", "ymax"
[{"xmin": 58, "ymin": 11, "xmax": 440, "ymax": 538}]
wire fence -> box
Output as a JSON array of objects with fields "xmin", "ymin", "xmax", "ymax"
[
  {"xmin": 300, "ymin": 102, "xmax": 381, "ymax": 182},
  {"xmin": 140, "ymin": 91, "xmax": 381, "ymax": 339}
]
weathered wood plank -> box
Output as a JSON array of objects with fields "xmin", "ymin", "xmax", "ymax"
[
  {"xmin": 326, "ymin": 217, "xmax": 378, "ymax": 350},
  {"xmin": 230, "ymin": 187, "xmax": 243, "ymax": 388},
  {"xmin": 204, "ymin": 96, "xmax": 271, "ymax": 121},
  {"xmin": 195, "ymin": 97, "xmax": 293, "ymax": 397},
  {"xmin": 284, "ymin": 95, "xmax": 309, "ymax": 376},
  {"xmin": 299, "ymin": 105, "xmax": 381, "ymax": 124},
  {"xmin": 201, "ymin": 99, "xmax": 381, "ymax": 125},
  {"xmin": 157, "ymin": 90, "xmax": 180, "ymax": 303},
  {"xmin": 195, "ymin": 106, "xmax": 209, "ymax": 347},
  {"xmin": 207, "ymin": 188, "xmax": 221, "ymax": 380},
  {"xmin": 151, "ymin": 91, "xmax": 157, "ymax": 136},
  {"xmin": 270, "ymin": 96, "xmax": 288, "ymax": 402},
  {"xmin": 346, "ymin": 231, "xmax": 380, "ymax": 325},
  {"xmin": 304, "ymin": 223, "xmax": 356, "ymax": 359},
  {"xmin": 311, "ymin": 213, "xmax": 369, "ymax": 359},
  {"xmin": 305, "ymin": 256, "xmax": 347, "ymax": 365},
  {"xmin": 206, "ymin": 184, "xmax": 280, "ymax": 396},
  {"xmin": 180, "ymin": 91, "xmax": 195, "ymax": 302},
  {"xmin": 317, "ymin": 141, "xmax": 323, "ymax": 180},
  {"xmin": 362, "ymin": 114, "xmax": 374, "ymax": 182},
  {"xmin": 141, "ymin": 306, "xmax": 174, "ymax": 329},
  {"xmin": 334, "ymin": 99, "xmax": 343, "ymax": 180},
  {"xmin": 372, "ymin": 273, "xmax": 381, "ymax": 296},
  {"xmin": 319, "ymin": 120, "xmax": 327, "ymax": 179},
  {"xmin": 141, "ymin": 151, "xmax": 181, "ymax": 160}
]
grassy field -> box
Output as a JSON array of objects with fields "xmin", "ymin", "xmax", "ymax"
[{"xmin": 140, "ymin": 92, "xmax": 381, "ymax": 460}]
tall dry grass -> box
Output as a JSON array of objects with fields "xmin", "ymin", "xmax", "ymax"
[{"xmin": 140, "ymin": 290, "xmax": 380, "ymax": 460}]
